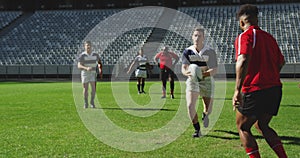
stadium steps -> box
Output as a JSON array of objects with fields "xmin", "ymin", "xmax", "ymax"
[
  {"xmin": 0, "ymin": 12, "xmax": 34, "ymax": 37},
  {"xmin": 143, "ymin": 7, "xmax": 176, "ymax": 59}
]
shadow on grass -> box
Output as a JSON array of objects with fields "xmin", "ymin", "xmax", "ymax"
[
  {"xmin": 98, "ymin": 107, "xmax": 176, "ymax": 111},
  {"xmin": 208, "ymin": 130, "xmax": 300, "ymax": 145},
  {"xmin": 281, "ymin": 104, "xmax": 300, "ymax": 108}
]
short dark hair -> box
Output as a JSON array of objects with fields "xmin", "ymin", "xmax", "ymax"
[
  {"xmin": 236, "ymin": 4, "xmax": 258, "ymax": 20},
  {"xmin": 193, "ymin": 26, "xmax": 205, "ymax": 35},
  {"xmin": 84, "ymin": 41, "xmax": 91, "ymax": 45}
]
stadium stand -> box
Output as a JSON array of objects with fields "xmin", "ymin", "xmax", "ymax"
[
  {"xmin": 0, "ymin": 9, "xmax": 121, "ymax": 66},
  {"xmin": 0, "ymin": 11, "xmax": 22, "ymax": 30},
  {"xmin": 0, "ymin": 3, "xmax": 299, "ymax": 78},
  {"xmin": 164, "ymin": 3, "xmax": 300, "ymax": 64}
]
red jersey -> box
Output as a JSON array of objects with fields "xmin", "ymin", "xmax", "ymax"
[
  {"xmin": 234, "ymin": 25, "xmax": 285, "ymax": 93},
  {"xmin": 154, "ymin": 52, "xmax": 179, "ymax": 69}
]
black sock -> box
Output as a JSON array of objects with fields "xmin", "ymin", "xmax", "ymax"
[
  {"xmin": 141, "ymin": 83, "xmax": 145, "ymax": 92},
  {"xmin": 137, "ymin": 84, "xmax": 140, "ymax": 92},
  {"xmin": 193, "ymin": 122, "xmax": 200, "ymax": 132}
]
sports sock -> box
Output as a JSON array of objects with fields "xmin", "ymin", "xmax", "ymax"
[
  {"xmin": 269, "ymin": 140, "xmax": 287, "ymax": 158},
  {"xmin": 245, "ymin": 146, "xmax": 261, "ymax": 158},
  {"xmin": 137, "ymin": 84, "xmax": 140, "ymax": 92},
  {"xmin": 193, "ymin": 122, "xmax": 200, "ymax": 132},
  {"xmin": 84, "ymin": 98, "xmax": 88, "ymax": 104},
  {"xmin": 141, "ymin": 83, "xmax": 145, "ymax": 92}
]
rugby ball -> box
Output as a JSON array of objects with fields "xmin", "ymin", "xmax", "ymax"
[{"xmin": 188, "ymin": 64, "xmax": 203, "ymax": 81}]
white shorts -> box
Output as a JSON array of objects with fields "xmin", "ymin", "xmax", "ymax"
[
  {"xmin": 81, "ymin": 71, "xmax": 97, "ymax": 83},
  {"xmin": 186, "ymin": 76, "xmax": 214, "ymax": 97},
  {"xmin": 135, "ymin": 69, "xmax": 147, "ymax": 78}
]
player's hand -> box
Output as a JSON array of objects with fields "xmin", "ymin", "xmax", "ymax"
[
  {"xmin": 86, "ymin": 67, "xmax": 92, "ymax": 71},
  {"xmin": 185, "ymin": 71, "xmax": 192, "ymax": 77},
  {"xmin": 232, "ymin": 90, "xmax": 243, "ymax": 111}
]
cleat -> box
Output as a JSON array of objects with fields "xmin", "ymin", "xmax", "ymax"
[
  {"xmin": 192, "ymin": 130, "xmax": 201, "ymax": 138},
  {"xmin": 141, "ymin": 91, "xmax": 146, "ymax": 94},
  {"xmin": 83, "ymin": 104, "xmax": 88, "ymax": 109},
  {"xmin": 91, "ymin": 105, "xmax": 95, "ymax": 108},
  {"xmin": 170, "ymin": 94, "xmax": 175, "ymax": 99},
  {"xmin": 161, "ymin": 95, "xmax": 166, "ymax": 99}
]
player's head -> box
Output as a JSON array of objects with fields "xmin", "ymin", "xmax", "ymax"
[
  {"xmin": 192, "ymin": 27, "xmax": 205, "ymax": 47},
  {"xmin": 237, "ymin": 4, "xmax": 258, "ymax": 31},
  {"xmin": 162, "ymin": 46, "xmax": 169, "ymax": 53},
  {"xmin": 84, "ymin": 41, "xmax": 92, "ymax": 53}
]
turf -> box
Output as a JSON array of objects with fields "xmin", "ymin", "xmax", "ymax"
[{"xmin": 0, "ymin": 81, "xmax": 299, "ymax": 157}]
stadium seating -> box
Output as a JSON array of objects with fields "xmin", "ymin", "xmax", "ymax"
[
  {"xmin": 0, "ymin": 3, "xmax": 299, "ymax": 68},
  {"xmin": 0, "ymin": 11, "xmax": 22, "ymax": 30},
  {"xmin": 176, "ymin": 3, "xmax": 300, "ymax": 63}
]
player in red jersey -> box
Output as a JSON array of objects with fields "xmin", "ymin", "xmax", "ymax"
[
  {"xmin": 233, "ymin": 4, "xmax": 287, "ymax": 158},
  {"xmin": 154, "ymin": 46, "xmax": 179, "ymax": 99}
]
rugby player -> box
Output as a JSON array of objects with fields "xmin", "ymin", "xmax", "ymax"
[
  {"xmin": 78, "ymin": 41, "xmax": 102, "ymax": 108},
  {"xmin": 154, "ymin": 46, "xmax": 179, "ymax": 99},
  {"xmin": 127, "ymin": 48, "xmax": 148, "ymax": 94},
  {"xmin": 233, "ymin": 4, "xmax": 287, "ymax": 158},
  {"xmin": 181, "ymin": 27, "xmax": 218, "ymax": 137}
]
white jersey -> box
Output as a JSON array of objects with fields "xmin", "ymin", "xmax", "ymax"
[
  {"xmin": 78, "ymin": 51, "xmax": 101, "ymax": 75},
  {"xmin": 135, "ymin": 55, "xmax": 148, "ymax": 70}
]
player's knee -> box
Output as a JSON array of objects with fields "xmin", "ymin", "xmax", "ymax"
[{"xmin": 255, "ymin": 121, "xmax": 270, "ymax": 132}]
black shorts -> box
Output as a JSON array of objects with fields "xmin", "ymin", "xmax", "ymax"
[
  {"xmin": 160, "ymin": 69, "xmax": 175, "ymax": 81},
  {"xmin": 237, "ymin": 86, "xmax": 282, "ymax": 117}
]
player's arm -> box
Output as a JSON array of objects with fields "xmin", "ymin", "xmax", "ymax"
[
  {"xmin": 232, "ymin": 54, "xmax": 249, "ymax": 109},
  {"xmin": 279, "ymin": 60, "xmax": 285, "ymax": 71},
  {"xmin": 153, "ymin": 53, "xmax": 159, "ymax": 63},
  {"xmin": 203, "ymin": 50, "xmax": 218, "ymax": 77},
  {"xmin": 78, "ymin": 62, "xmax": 92, "ymax": 71},
  {"xmin": 181, "ymin": 64, "xmax": 191, "ymax": 77},
  {"xmin": 98, "ymin": 59, "xmax": 103, "ymax": 78},
  {"xmin": 202, "ymin": 67, "xmax": 217, "ymax": 77},
  {"xmin": 127, "ymin": 60, "xmax": 136, "ymax": 74},
  {"xmin": 172, "ymin": 52, "xmax": 179, "ymax": 65},
  {"xmin": 278, "ymin": 47, "xmax": 285, "ymax": 71}
]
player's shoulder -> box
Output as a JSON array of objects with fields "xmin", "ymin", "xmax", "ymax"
[
  {"xmin": 183, "ymin": 46, "xmax": 194, "ymax": 54},
  {"xmin": 78, "ymin": 52, "xmax": 87, "ymax": 57}
]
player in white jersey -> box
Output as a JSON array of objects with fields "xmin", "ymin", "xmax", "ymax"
[
  {"xmin": 181, "ymin": 27, "xmax": 218, "ymax": 137},
  {"xmin": 127, "ymin": 48, "xmax": 148, "ymax": 94},
  {"xmin": 77, "ymin": 41, "xmax": 102, "ymax": 108}
]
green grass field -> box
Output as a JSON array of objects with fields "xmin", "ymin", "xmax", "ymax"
[{"xmin": 0, "ymin": 81, "xmax": 299, "ymax": 157}]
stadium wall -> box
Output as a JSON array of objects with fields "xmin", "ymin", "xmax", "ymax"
[{"xmin": 0, "ymin": 64, "xmax": 299, "ymax": 80}]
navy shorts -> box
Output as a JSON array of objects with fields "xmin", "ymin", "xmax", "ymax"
[{"xmin": 238, "ymin": 86, "xmax": 282, "ymax": 117}]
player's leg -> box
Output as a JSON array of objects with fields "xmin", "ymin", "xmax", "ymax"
[
  {"xmin": 201, "ymin": 97, "xmax": 212, "ymax": 128},
  {"xmin": 82, "ymin": 82, "xmax": 89, "ymax": 108},
  {"xmin": 161, "ymin": 70, "xmax": 167, "ymax": 98},
  {"xmin": 236, "ymin": 111, "xmax": 260, "ymax": 158},
  {"xmin": 141, "ymin": 77, "xmax": 146, "ymax": 93},
  {"xmin": 169, "ymin": 70, "xmax": 175, "ymax": 99},
  {"xmin": 137, "ymin": 77, "xmax": 141, "ymax": 94},
  {"xmin": 186, "ymin": 90, "xmax": 201, "ymax": 137},
  {"xmin": 199, "ymin": 77, "xmax": 213, "ymax": 127},
  {"xmin": 254, "ymin": 86, "xmax": 287, "ymax": 158},
  {"xmin": 255, "ymin": 114, "xmax": 287, "ymax": 158},
  {"xmin": 90, "ymin": 81, "xmax": 96, "ymax": 108}
]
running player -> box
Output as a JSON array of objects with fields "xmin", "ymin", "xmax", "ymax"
[
  {"xmin": 233, "ymin": 4, "xmax": 287, "ymax": 158},
  {"xmin": 77, "ymin": 41, "xmax": 102, "ymax": 108},
  {"xmin": 154, "ymin": 46, "xmax": 179, "ymax": 99},
  {"xmin": 127, "ymin": 48, "xmax": 148, "ymax": 94},
  {"xmin": 181, "ymin": 27, "xmax": 218, "ymax": 137}
]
